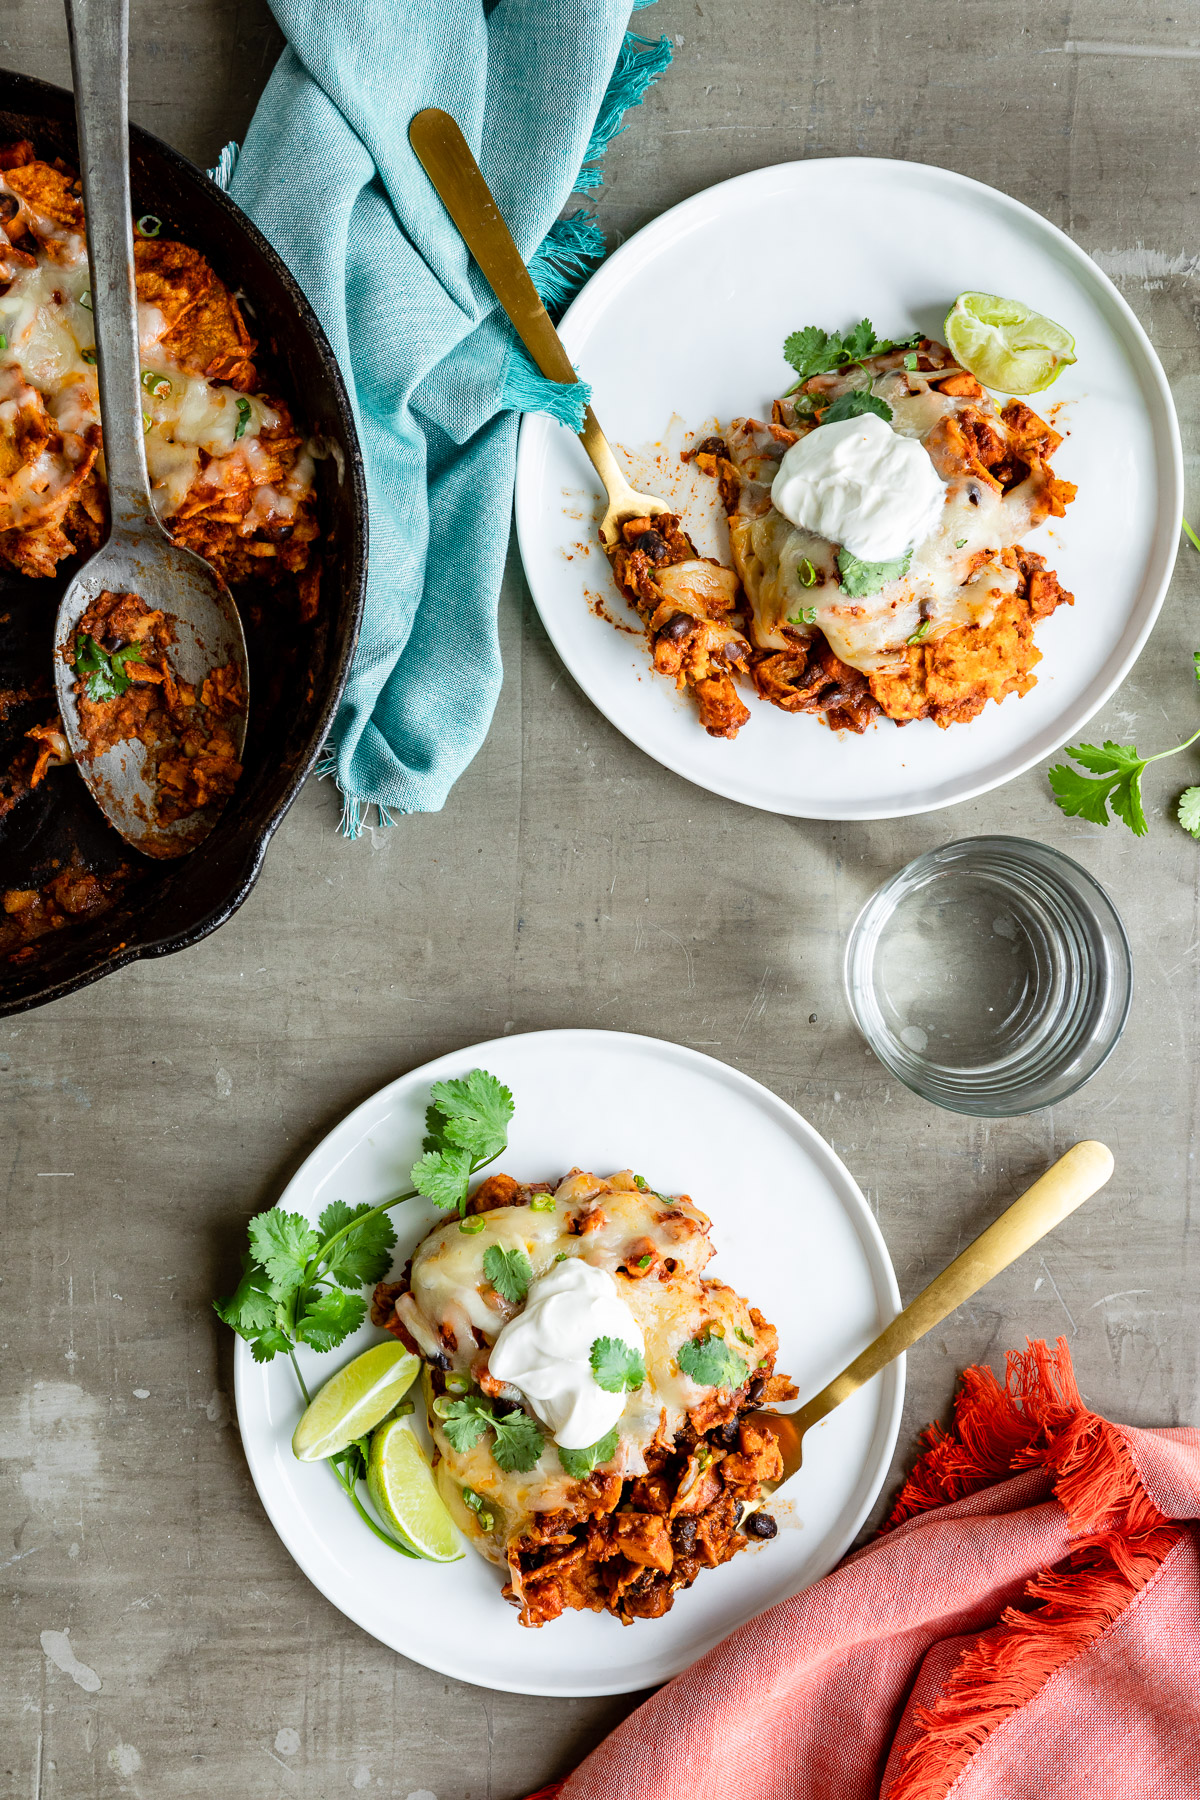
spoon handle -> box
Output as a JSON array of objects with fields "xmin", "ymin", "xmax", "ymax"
[
  {"xmin": 795, "ymin": 1140, "xmax": 1115, "ymax": 1434},
  {"xmin": 64, "ymin": 0, "xmax": 155, "ymax": 525}
]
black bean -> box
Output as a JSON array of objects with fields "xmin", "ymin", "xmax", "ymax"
[
  {"xmin": 0, "ymin": 196, "xmax": 18, "ymax": 222},
  {"xmin": 717, "ymin": 1417, "xmax": 740, "ymax": 1447},
  {"xmin": 745, "ymin": 1375, "xmax": 766, "ymax": 1404},
  {"xmin": 742, "ymin": 1510, "xmax": 778, "ymax": 1539},
  {"xmin": 672, "ymin": 1515, "xmax": 698, "ymax": 1553},
  {"xmin": 657, "ymin": 611, "xmax": 693, "ymax": 643},
  {"xmin": 631, "ymin": 528, "xmax": 669, "ymax": 562}
]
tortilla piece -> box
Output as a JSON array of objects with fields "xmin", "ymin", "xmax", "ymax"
[
  {"xmin": 133, "ymin": 237, "xmax": 215, "ymax": 341},
  {"xmin": 158, "ymin": 279, "xmax": 257, "ymax": 387},
  {"xmin": 5, "ymin": 161, "xmax": 83, "ymax": 234}
]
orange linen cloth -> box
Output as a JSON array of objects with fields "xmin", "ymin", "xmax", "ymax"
[{"xmin": 529, "ymin": 1339, "xmax": 1200, "ymax": 1800}]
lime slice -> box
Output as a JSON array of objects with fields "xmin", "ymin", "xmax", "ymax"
[
  {"xmin": 367, "ymin": 1418, "xmax": 464, "ymax": 1562},
  {"xmin": 291, "ymin": 1341, "xmax": 418, "ymax": 1463},
  {"xmin": 944, "ymin": 292, "xmax": 1077, "ymax": 395}
]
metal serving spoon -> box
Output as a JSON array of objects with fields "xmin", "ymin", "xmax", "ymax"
[
  {"xmin": 53, "ymin": 0, "xmax": 248, "ymax": 859},
  {"xmin": 739, "ymin": 1139, "xmax": 1115, "ymax": 1522},
  {"xmin": 408, "ymin": 107, "xmax": 668, "ymax": 548}
]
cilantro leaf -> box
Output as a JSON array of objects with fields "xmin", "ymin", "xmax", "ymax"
[
  {"xmin": 294, "ymin": 1288, "xmax": 367, "ymax": 1353},
  {"xmin": 590, "ymin": 1336, "xmax": 646, "ymax": 1393},
  {"xmin": 411, "ymin": 1142, "xmax": 474, "ymax": 1211},
  {"xmin": 490, "ymin": 1408, "xmax": 545, "ymax": 1473},
  {"xmin": 1179, "ymin": 787, "xmax": 1200, "ymax": 838},
  {"xmin": 482, "ymin": 1244, "xmax": 532, "ymax": 1306},
  {"xmin": 75, "ymin": 632, "xmax": 146, "ymax": 702},
  {"xmin": 783, "ymin": 320, "xmax": 922, "ymax": 388},
  {"xmin": 677, "ymin": 1328, "xmax": 749, "ymax": 1391},
  {"xmin": 821, "ymin": 390, "xmax": 892, "ymax": 425},
  {"xmin": 429, "ymin": 1070, "xmax": 515, "ymax": 1163},
  {"xmin": 837, "ymin": 548, "xmax": 913, "ymax": 598},
  {"xmin": 248, "ymin": 1326, "xmax": 294, "ymax": 1363},
  {"xmin": 558, "ymin": 1426, "xmax": 621, "ymax": 1480},
  {"xmin": 1048, "ymin": 742, "xmax": 1149, "ymax": 835},
  {"xmin": 317, "ymin": 1200, "xmax": 397, "ymax": 1288},
  {"xmin": 437, "ymin": 1396, "xmax": 493, "ymax": 1453},
  {"xmin": 213, "ymin": 1252, "xmax": 277, "ymax": 1336},
  {"xmin": 247, "ymin": 1208, "xmax": 320, "ymax": 1294}
]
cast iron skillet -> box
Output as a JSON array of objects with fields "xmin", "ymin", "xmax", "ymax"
[{"xmin": 0, "ymin": 69, "xmax": 366, "ymax": 1017}]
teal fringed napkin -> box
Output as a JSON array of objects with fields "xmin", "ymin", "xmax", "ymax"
[{"xmin": 221, "ymin": 2, "xmax": 670, "ymax": 832}]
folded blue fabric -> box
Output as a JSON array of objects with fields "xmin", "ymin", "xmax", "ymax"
[{"xmin": 224, "ymin": 1, "xmax": 670, "ymax": 831}]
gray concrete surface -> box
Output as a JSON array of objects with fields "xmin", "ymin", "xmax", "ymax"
[{"xmin": 4, "ymin": 2, "xmax": 1200, "ymax": 1796}]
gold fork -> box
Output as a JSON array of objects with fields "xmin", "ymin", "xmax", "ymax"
[
  {"xmin": 408, "ymin": 107, "xmax": 669, "ymax": 548},
  {"xmin": 740, "ymin": 1139, "xmax": 1115, "ymax": 1521}
]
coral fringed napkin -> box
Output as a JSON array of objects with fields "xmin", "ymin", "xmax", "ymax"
[{"xmin": 530, "ymin": 1340, "xmax": 1200, "ymax": 1800}]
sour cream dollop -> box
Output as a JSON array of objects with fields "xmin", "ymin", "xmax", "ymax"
[
  {"xmin": 488, "ymin": 1258, "xmax": 644, "ymax": 1450},
  {"xmin": 770, "ymin": 411, "xmax": 946, "ymax": 562}
]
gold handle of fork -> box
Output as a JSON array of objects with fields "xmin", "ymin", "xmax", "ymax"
[
  {"xmin": 408, "ymin": 107, "xmax": 661, "ymax": 541},
  {"xmin": 796, "ymin": 1140, "xmax": 1115, "ymax": 1434}
]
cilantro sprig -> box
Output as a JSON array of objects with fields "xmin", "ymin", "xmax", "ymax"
[
  {"xmin": 677, "ymin": 1327, "xmax": 749, "ymax": 1391},
  {"xmin": 1048, "ymin": 653, "xmax": 1200, "ymax": 837},
  {"xmin": 783, "ymin": 319, "xmax": 921, "ymax": 393},
  {"xmin": 435, "ymin": 1394, "xmax": 545, "ymax": 1473},
  {"xmin": 213, "ymin": 1068, "xmax": 514, "ymax": 1553},
  {"xmin": 590, "ymin": 1336, "xmax": 646, "ymax": 1394},
  {"xmin": 75, "ymin": 632, "xmax": 146, "ymax": 701},
  {"xmin": 821, "ymin": 389, "xmax": 892, "ymax": 426},
  {"xmin": 837, "ymin": 548, "xmax": 913, "ymax": 598},
  {"xmin": 558, "ymin": 1426, "xmax": 620, "ymax": 1480},
  {"xmin": 482, "ymin": 1244, "xmax": 532, "ymax": 1306}
]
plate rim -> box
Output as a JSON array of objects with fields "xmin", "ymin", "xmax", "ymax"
[
  {"xmin": 514, "ymin": 153, "xmax": 1183, "ymax": 821},
  {"xmin": 233, "ymin": 1026, "xmax": 905, "ymax": 1696}
]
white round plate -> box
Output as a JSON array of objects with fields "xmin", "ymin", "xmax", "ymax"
[
  {"xmin": 234, "ymin": 1029, "xmax": 902, "ymax": 1697},
  {"xmin": 514, "ymin": 158, "xmax": 1182, "ymax": 819}
]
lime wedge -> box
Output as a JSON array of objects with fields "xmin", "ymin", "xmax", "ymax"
[
  {"xmin": 944, "ymin": 292, "xmax": 1077, "ymax": 395},
  {"xmin": 292, "ymin": 1341, "xmax": 419, "ymax": 1463},
  {"xmin": 367, "ymin": 1418, "xmax": 464, "ymax": 1562}
]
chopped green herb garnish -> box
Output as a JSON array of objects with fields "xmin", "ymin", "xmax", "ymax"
[
  {"xmin": 788, "ymin": 605, "xmax": 817, "ymax": 627},
  {"xmin": 590, "ymin": 1337, "xmax": 646, "ymax": 1394},
  {"xmin": 558, "ymin": 1426, "xmax": 620, "ymax": 1480},
  {"xmin": 0, "ymin": 334, "xmax": 8, "ymax": 351},
  {"xmin": 461, "ymin": 1486, "xmax": 494, "ymax": 1531},
  {"xmin": 136, "ymin": 214, "xmax": 162, "ymax": 238},
  {"xmin": 797, "ymin": 557, "xmax": 818, "ymax": 588},
  {"xmin": 554, "ymin": 1251, "xmax": 568, "ymax": 1263},
  {"xmin": 734, "ymin": 1327, "xmax": 755, "ymax": 1347},
  {"xmin": 458, "ymin": 1215, "xmax": 486, "ymax": 1235},
  {"xmin": 634, "ymin": 1175, "xmax": 648, "ymax": 1190},
  {"xmin": 234, "ymin": 395, "xmax": 252, "ymax": 440},
  {"xmin": 677, "ymin": 1327, "xmax": 748, "ymax": 1391},
  {"xmin": 482, "ymin": 1243, "xmax": 531, "ymax": 1305},
  {"xmin": 142, "ymin": 412, "xmax": 152, "ymax": 434},
  {"xmin": 74, "ymin": 632, "xmax": 145, "ymax": 701},
  {"xmin": 529, "ymin": 1193, "xmax": 556, "ymax": 1212},
  {"xmin": 821, "ymin": 389, "xmax": 892, "ymax": 426},
  {"xmin": 141, "ymin": 368, "xmax": 171, "ymax": 398},
  {"xmin": 444, "ymin": 1369, "xmax": 472, "ymax": 1395},
  {"xmin": 904, "ymin": 351, "xmax": 919, "ymax": 371},
  {"xmin": 410, "ymin": 1070, "xmax": 514, "ymax": 1218},
  {"xmin": 907, "ymin": 619, "xmax": 932, "ymax": 645},
  {"xmin": 837, "ymin": 548, "xmax": 913, "ymax": 598},
  {"xmin": 82, "ymin": 348, "xmax": 96, "ymax": 365},
  {"xmin": 782, "ymin": 320, "xmax": 921, "ymax": 391},
  {"xmin": 955, "ymin": 537, "xmax": 968, "ymax": 549},
  {"xmin": 79, "ymin": 288, "xmax": 92, "ymax": 310}
]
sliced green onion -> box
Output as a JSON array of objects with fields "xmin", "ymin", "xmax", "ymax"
[
  {"xmin": 797, "ymin": 557, "xmax": 817, "ymax": 588},
  {"xmin": 79, "ymin": 288, "xmax": 92, "ymax": 310},
  {"xmin": 141, "ymin": 368, "xmax": 171, "ymax": 398},
  {"xmin": 142, "ymin": 412, "xmax": 152, "ymax": 433},
  {"xmin": 906, "ymin": 619, "xmax": 932, "ymax": 645},
  {"xmin": 955, "ymin": 537, "xmax": 967, "ymax": 549},
  {"xmin": 443, "ymin": 1370, "xmax": 472, "ymax": 1395},
  {"xmin": 136, "ymin": 214, "xmax": 162, "ymax": 238},
  {"xmin": 234, "ymin": 395, "xmax": 252, "ymax": 440},
  {"xmin": 633, "ymin": 1175, "xmax": 648, "ymax": 1190},
  {"xmin": 637, "ymin": 1253, "xmax": 652, "ymax": 1269},
  {"xmin": 458, "ymin": 1215, "xmax": 486, "ymax": 1235},
  {"xmin": 788, "ymin": 605, "xmax": 817, "ymax": 627},
  {"xmin": 82, "ymin": 348, "xmax": 97, "ymax": 365},
  {"xmin": 904, "ymin": 351, "xmax": 919, "ymax": 371},
  {"xmin": 529, "ymin": 1193, "xmax": 555, "ymax": 1212},
  {"xmin": 0, "ymin": 334, "xmax": 7, "ymax": 351}
]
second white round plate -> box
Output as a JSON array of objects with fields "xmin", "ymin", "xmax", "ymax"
[
  {"xmin": 514, "ymin": 157, "xmax": 1182, "ymax": 819},
  {"xmin": 234, "ymin": 1029, "xmax": 902, "ymax": 1696}
]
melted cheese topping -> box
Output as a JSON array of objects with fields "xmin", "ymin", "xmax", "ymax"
[
  {"xmin": 407, "ymin": 1171, "xmax": 769, "ymax": 1562},
  {"xmin": 729, "ymin": 370, "xmax": 1046, "ymax": 673},
  {"xmin": 0, "ymin": 179, "xmax": 287, "ymax": 524}
]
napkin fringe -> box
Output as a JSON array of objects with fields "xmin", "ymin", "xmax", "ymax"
[
  {"xmin": 573, "ymin": 27, "xmax": 673, "ymax": 190},
  {"xmin": 884, "ymin": 1337, "xmax": 1180, "ymax": 1800}
]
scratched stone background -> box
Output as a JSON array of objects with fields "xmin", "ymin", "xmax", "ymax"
[{"xmin": 3, "ymin": 3, "xmax": 1199, "ymax": 1797}]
